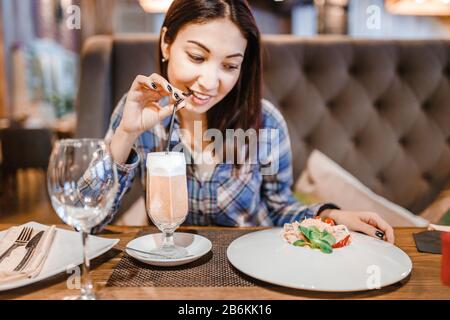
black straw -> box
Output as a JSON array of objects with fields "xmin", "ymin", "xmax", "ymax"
[
  {"xmin": 165, "ymin": 90, "xmax": 192, "ymax": 153},
  {"xmin": 166, "ymin": 99, "xmax": 182, "ymax": 153}
]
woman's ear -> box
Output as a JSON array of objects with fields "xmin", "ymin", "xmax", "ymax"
[{"xmin": 160, "ymin": 26, "xmax": 170, "ymax": 61}]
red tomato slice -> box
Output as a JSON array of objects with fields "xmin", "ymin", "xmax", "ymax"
[
  {"xmin": 333, "ymin": 234, "xmax": 350, "ymax": 248},
  {"xmin": 314, "ymin": 216, "xmax": 335, "ymax": 226},
  {"xmin": 324, "ymin": 217, "xmax": 335, "ymax": 226}
]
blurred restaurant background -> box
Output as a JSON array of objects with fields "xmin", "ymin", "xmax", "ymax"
[{"xmin": 0, "ymin": 0, "xmax": 449, "ymax": 226}]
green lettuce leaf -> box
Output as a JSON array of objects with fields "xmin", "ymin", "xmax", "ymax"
[
  {"xmin": 293, "ymin": 239, "xmax": 308, "ymax": 247},
  {"xmin": 298, "ymin": 225, "xmax": 336, "ymax": 254},
  {"xmin": 320, "ymin": 230, "xmax": 336, "ymax": 246}
]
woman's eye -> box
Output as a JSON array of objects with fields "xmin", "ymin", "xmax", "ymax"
[
  {"xmin": 187, "ymin": 52, "xmax": 238, "ymax": 71},
  {"xmin": 224, "ymin": 64, "xmax": 239, "ymax": 71},
  {"xmin": 187, "ymin": 53, "xmax": 204, "ymax": 62}
]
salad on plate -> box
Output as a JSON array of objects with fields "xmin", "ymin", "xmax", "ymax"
[{"xmin": 283, "ymin": 217, "xmax": 352, "ymax": 254}]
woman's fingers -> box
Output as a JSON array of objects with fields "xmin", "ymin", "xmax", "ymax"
[
  {"xmin": 354, "ymin": 212, "xmax": 395, "ymax": 244},
  {"xmin": 148, "ymin": 73, "xmax": 185, "ymax": 103},
  {"xmin": 365, "ymin": 212, "xmax": 395, "ymax": 244},
  {"xmin": 132, "ymin": 74, "xmax": 185, "ymax": 104},
  {"xmin": 332, "ymin": 210, "xmax": 395, "ymax": 244},
  {"xmin": 129, "ymin": 73, "xmax": 190, "ymax": 131},
  {"xmin": 140, "ymin": 100, "xmax": 186, "ymax": 131},
  {"xmin": 353, "ymin": 221, "xmax": 381, "ymax": 241},
  {"xmin": 158, "ymin": 100, "xmax": 186, "ymax": 121},
  {"xmin": 133, "ymin": 75, "xmax": 158, "ymax": 92}
]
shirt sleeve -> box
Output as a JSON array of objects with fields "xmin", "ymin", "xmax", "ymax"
[
  {"xmin": 82, "ymin": 94, "xmax": 141, "ymax": 234},
  {"xmin": 260, "ymin": 101, "xmax": 339, "ymax": 226}
]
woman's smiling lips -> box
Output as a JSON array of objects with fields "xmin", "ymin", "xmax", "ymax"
[{"xmin": 189, "ymin": 89, "xmax": 216, "ymax": 106}]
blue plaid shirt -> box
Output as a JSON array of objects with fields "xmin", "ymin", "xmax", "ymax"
[{"xmin": 88, "ymin": 95, "xmax": 335, "ymax": 231}]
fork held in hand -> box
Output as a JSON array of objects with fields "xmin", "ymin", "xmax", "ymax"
[{"xmin": 0, "ymin": 227, "xmax": 33, "ymax": 263}]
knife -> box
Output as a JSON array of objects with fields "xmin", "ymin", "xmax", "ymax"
[{"xmin": 13, "ymin": 231, "xmax": 44, "ymax": 272}]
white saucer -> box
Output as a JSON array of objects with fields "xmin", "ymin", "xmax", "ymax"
[{"xmin": 125, "ymin": 232, "xmax": 212, "ymax": 267}]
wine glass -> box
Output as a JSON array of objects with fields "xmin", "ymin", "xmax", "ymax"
[
  {"xmin": 146, "ymin": 152, "xmax": 189, "ymax": 258},
  {"xmin": 47, "ymin": 139, "xmax": 118, "ymax": 300}
]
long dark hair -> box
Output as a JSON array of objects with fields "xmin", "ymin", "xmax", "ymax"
[{"xmin": 159, "ymin": 0, "xmax": 262, "ymax": 165}]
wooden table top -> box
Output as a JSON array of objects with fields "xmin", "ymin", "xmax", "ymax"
[{"xmin": 0, "ymin": 224, "xmax": 449, "ymax": 300}]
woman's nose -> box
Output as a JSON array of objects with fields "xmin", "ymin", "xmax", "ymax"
[{"xmin": 197, "ymin": 66, "xmax": 219, "ymax": 93}]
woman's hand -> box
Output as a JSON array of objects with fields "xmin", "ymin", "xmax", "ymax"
[
  {"xmin": 119, "ymin": 73, "xmax": 187, "ymax": 135},
  {"xmin": 110, "ymin": 73, "xmax": 188, "ymax": 165},
  {"xmin": 319, "ymin": 209, "xmax": 395, "ymax": 244}
]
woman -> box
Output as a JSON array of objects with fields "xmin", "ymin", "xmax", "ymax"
[{"xmin": 91, "ymin": 0, "xmax": 394, "ymax": 243}]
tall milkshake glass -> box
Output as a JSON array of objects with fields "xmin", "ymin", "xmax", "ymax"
[{"xmin": 146, "ymin": 152, "xmax": 189, "ymax": 258}]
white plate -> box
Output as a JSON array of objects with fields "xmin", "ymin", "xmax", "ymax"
[
  {"xmin": 227, "ymin": 228, "xmax": 412, "ymax": 292},
  {"xmin": 0, "ymin": 221, "xmax": 119, "ymax": 292},
  {"xmin": 126, "ymin": 233, "xmax": 212, "ymax": 267}
]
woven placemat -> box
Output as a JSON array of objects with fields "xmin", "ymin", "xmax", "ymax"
[{"xmin": 106, "ymin": 229, "xmax": 267, "ymax": 287}]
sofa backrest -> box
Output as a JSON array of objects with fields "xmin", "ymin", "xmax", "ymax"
[{"xmin": 77, "ymin": 34, "xmax": 450, "ymax": 214}]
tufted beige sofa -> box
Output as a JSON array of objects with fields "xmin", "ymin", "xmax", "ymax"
[{"xmin": 76, "ymin": 34, "xmax": 450, "ymax": 217}]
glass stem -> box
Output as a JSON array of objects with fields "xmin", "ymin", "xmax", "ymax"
[
  {"xmin": 80, "ymin": 230, "xmax": 95, "ymax": 300},
  {"xmin": 162, "ymin": 231, "xmax": 175, "ymax": 249}
]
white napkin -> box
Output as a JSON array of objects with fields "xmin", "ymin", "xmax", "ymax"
[
  {"xmin": 0, "ymin": 225, "xmax": 56, "ymax": 284},
  {"xmin": 428, "ymin": 224, "xmax": 450, "ymax": 232}
]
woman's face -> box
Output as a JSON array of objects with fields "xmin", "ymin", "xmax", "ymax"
[{"xmin": 161, "ymin": 18, "xmax": 247, "ymax": 116}]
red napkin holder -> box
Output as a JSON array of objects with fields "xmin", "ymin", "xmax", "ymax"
[{"xmin": 441, "ymin": 232, "xmax": 450, "ymax": 286}]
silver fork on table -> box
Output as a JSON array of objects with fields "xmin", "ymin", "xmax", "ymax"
[{"xmin": 0, "ymin": 227, "xmax": 33, "ymax": 264}]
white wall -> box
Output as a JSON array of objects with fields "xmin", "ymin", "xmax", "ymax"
[
  {"xmin": 1, "ymin": 0, "xmax": 35, "ymax": 116},
  {"xmin": 291, "ymin": 0, "xmax": 450, "ymax": 38},
  {"xmin": 113, "ymin": 0, "xmax": 165, "ymax": 34},
  {"xmin": 349, "ymin": 0, "xmax": 450, "ymax": 39},
  {"xmin": 292, "ymin": 4, "xmax": 317, "ymax": 36}
]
